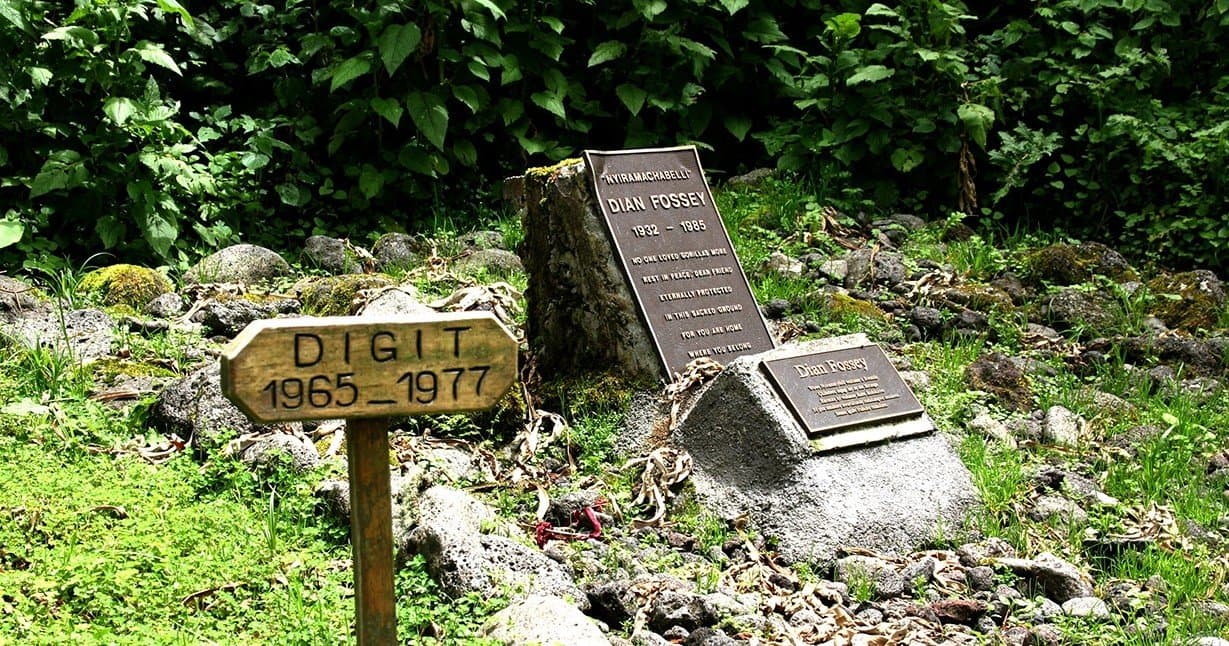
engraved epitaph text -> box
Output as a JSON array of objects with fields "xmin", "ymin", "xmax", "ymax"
[
  {"xmin": 761, "ymin": 344, "xmax": 925, "ymax": 436},
  {"xmin": 584, "ymin": 146, "xmax": 774, "ymax": 376}
]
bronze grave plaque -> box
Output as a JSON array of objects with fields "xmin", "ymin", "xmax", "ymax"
[
  {"xmin": 584, "ymin": 146, "xmax": 775, "ymax": 377},
  {"xmin": 761, "ymin": 343, "xmax": 925, "ymax": 437}
]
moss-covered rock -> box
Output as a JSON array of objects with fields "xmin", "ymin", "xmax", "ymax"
[
  {"xmin": 1036, "ymin": 287, "xmax": 1118, "ymax": 336},
  {"xmin": 1146, "ymin": 270, "xmax": 1227, "ymax": 331},
  {"xmin": 297, "ymin": 274, "xmax": 394, "ymax": 316},
  {"xmin": 78, "ymin": 264, "xmax": 172, "ymax": 310},
  {"xmin": 938, "ymin": 285, "xmax": 1015, "ymax": 313},
  {"xmin": 965, "ymin": 352, "xmax": 1032, "ymax": 412},
  {"xmin": 828, "ymin": 292, "xmax": 888, "ymax": 321},
  {"xmin": 1023, "ymin": 242, "xmax": 1138, "ymax": 286}
]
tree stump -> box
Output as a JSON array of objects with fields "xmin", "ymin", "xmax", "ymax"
[{"xmin": 520, "ymin": 160, "xmax": 661, "ymax": 383}]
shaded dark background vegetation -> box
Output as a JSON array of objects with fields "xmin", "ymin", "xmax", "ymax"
[{"xmin": 1, "ymin": 0, "xmax": 1226, "ymax": 271}]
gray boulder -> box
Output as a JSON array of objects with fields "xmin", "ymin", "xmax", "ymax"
[
  {"xmin": 672, "ymin": 336, "xmax": 979, "ymax": 564},
  {"xmin": 993, "ymin": 552, "xmax": 1095, "ymax": 603},
  {"xmin": 482, "ymin": 595, "xmax": 609, "ymax": 646},
  {"xmin": 0, "ymin": 276, "xmax": 41, "ymax": 316},
  {"xmin": 404, "ymin": 486, "xmax": 586, "ymax": 608},
  {"xmin": 145, "ymin": 292, "xmax": 185, "ymax": 318},
  {"xmin": 371, "ymin": 233, "xmax": 427, "ymax": 272},
  {"xmin": 1039, "ymin": 287, "xmax": 1116, "ymax": 335},
  {"xmin": 356, "ymin": 287, "xmax": 433, "ymax": 317},
  {"xmin": 1062, "ymin": 596, "xmax": 1110, "ymax": 619},
  {"xmin": 844, "ymin": 248, "xmax": 907, "ymax": 289},
  {"xmin": 149, "ymin": 364, "xmax": 262, "ymax": 449},
  {"xmin": 1043, "ymin": 405, "xmax": 1087, "ymax": 446},
  {"xmin": 239, "ymin": 432, "xmax": 320, "ymax": 472},
  {"xmin": 834, "ymin": 554, "xmax": 907, "ymax": 599},
  {"xmin": 184, "ymin": 244, "xmax": 291, "ymax": 286},
  {"xmin": 2, "ymin": 306, "xmax": 115, "ymax": 362},
  {"xmin": 453, "ymin": 248, "xmax": 524, "ymax": 276},
  {"xmin": 459, "ymin": 230, "xmax": 507, "ymax": 251},
  {"xmin": 303, "ymin": 235, "xmax": 363, "ymax": 274},
  {"xmin": 190, "ymin": 298, "xmax": 298, "ymax": 337}
]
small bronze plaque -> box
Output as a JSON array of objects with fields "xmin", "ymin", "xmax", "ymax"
[
  {"xmin": 584, "ymin": 146, "xmax": 775, "ymax": 377},
  {"xmin": 761, "ymin": 344, "xmax": 925, "ymax": 437}
]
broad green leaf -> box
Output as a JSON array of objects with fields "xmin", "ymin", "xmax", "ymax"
[
  {"xmin": 718, "ymin": 0, "xmax": 750, "ymax": 14},
  {"xmin": 371, "ymin": 97, "xmax": 403, "ymax": 127},
  {"xmin": 138, "ymin": 209, "xmax": 177, "ymax": 259},
  {"xmin": 724, "ymin": 115, "xmax": 752, "ymax": 141},
  {"xmin": 134, "ymin": 41, "xmax": 181, "ymax": 75},
  {"xmin": 957, "ymin": 103, "xmax": 995, "ymax": 148},
  {"xmin": 42, "ymin": 26, "xmax": 97, "ymax": 47},
  {"xmin": 616, "ymin": 84, "xmax": 647, "ymax": 116},
  {"xmin": 95, "ymin": 215, "xmax": 124, "ymax": 248},
  {"xmin": 453, "ymin": 140, "xmax": 478, "ymax": 167},
  {"xmin": 0, "ymin": 1, "xmax": 28, "ymax": 31},
  {"xmin": 468, "ymin": 0, "xmax": 506, "ymax": 20},
  {"xmin": 636, "ymin": 0, "xmax": 667, "ymax": 19},
  {"xmin": 268, "ymin": 47, "xmax": 297, "ymax": 68},
  {"xmin": 358, "ymin": 165, "xmax": 383, "ymax": 199},
  {"xmin": 452, "ymin": 85, "xmax": 483, "ymax": 113},
  {"xmin": 398, "ymin": 146, "xmax": 437, "ymax": 176},
  {"xmin": 406, "ymin": 91, "xmax": 449, "ymax": 150},
  {"xmin": 155, "ymin": 0, "xmax": 195, "ymax": 28},
  {"xmin": 541, "ymin": 16, "xmax": 564, "ymax": 33},
  {"xmin": 531, "ymin": 92, "xmax": 566, "ymax": 119},
  {"xmin": 587, "ymin": 41, "xmax": 626, "ymax": 67},
  {"xmin": 240, "ymin": 151, "xmax": 270, "ymax": 170},
  {"xmin": 501, "ymin": 54, "xmax": 521, "ymax": 85},
  {"xmin": 30, "ymin": 150, "xmax": 85, "ymax": 198},
  {"xmin": 865, "ymin": 3, "xmax": 898, "ymax": 17},
  {"xmin": 103, "ymin": 97, "xmax": 139, "ymax": 126},
  {"xmin": 0, "ymin": 219, "xmax": 23, "ymax": 248},
  {"xmin": 499, "ymin": 98, "xmax": 524, "ymax": 125},
  {"xmin": 330, "ymin": 56, "xmax": 371, "ymax": 92},
  {"xmin": 468, "ymin": 59, "xmax": 490, "ymax": 81},
  {"xmin": 28, "ymin": 67, "xmax": 52, "ymax": 86},
  {"xmin": 846, "ymin": 65, "xmax": 894, "ymax": 85},
  {"xmin": 825, "ymin": 13, "xmax": 861, "ymax": 40},
  {"xmin": 378, "ymin": 24, "xmax": 422, "ymax": 76},
  {"xmin": 276, "ymin": 184, "xmax": 310, "ymax": 207},
  {"xmin": 890, "ymin": 147, "xmax": 924, "ymax": 172}
]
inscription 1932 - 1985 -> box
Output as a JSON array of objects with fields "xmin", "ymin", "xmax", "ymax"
[
  {"xmin": 584, "ymin": 146, "xmax": 775, "ymax": 377},
  {"xmin": 760, "ymin": 343, "xmax": 925, "ymax": 437}
]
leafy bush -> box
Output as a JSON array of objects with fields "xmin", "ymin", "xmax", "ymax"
[{"xmin": 2, "ymin": 0, "xmax": 1228, "ymax": 269}]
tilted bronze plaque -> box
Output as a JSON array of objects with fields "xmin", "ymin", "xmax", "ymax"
[
  {"xmin": 584, "ymin": 146, "xmax": 775, "ymax": 377},
  {"xmin": 761, "ymin": 343, "xmax": 925, "ymax": 437}
]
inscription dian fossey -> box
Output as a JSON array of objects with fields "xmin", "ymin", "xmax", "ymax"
[
  {"xmin": 584, "ymin": 146, "xmax": 775, "ymax": 376},
  {"xmin": 761, "ymin": 344, "xmax": 925, "ymax": 437}
]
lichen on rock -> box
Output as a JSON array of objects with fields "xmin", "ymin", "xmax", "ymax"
[
  {"xmin": 78, "ymin": 264, "xmax": 172, "ymax": 310},
  {"xmin": 1146, "ymin": 270, "xmax": 1226, "ymax": 331},
  {"xmin": 297, "ymin": 273, "xmax": 394, "ymax": 316},
  {"xmin": 1024, "ymin": 241, "xmax": 1138, "ymax": 286}
]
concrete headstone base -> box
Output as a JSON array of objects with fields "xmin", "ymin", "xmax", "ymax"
[{"xmin": 672, "ymin": 336, "xmax": 981, "ymax": 565}]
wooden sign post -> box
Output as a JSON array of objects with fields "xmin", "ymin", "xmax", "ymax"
[{"xmin": 220, "ymin": 312, "xmax": 518, "ymax": 645}]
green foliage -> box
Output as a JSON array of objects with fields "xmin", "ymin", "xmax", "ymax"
[{"xmin": 4, "ymin": 0, "xmax": 1229, "ymax": 269}]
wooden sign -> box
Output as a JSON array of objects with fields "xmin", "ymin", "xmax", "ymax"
[
  {"xmin": 583, "ymin": 146, "xmax": 775, "ymax": 377},
  {"xmin": 220, "ymin": 313, "xmax": 518, "ymax": 423},
  {"xmin": 761, "ymin": 342, "xmax": 925, "ymax": 438},
  {"xmin": 220, "ymin": 312, "xmax": 518, "ymax": 645}
]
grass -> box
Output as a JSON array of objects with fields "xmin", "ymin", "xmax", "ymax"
[{"xmin": 3, "ymin": 174, "xmax": 1228, "ymax": 643}]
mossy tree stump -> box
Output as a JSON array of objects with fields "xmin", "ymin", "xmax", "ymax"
[{"xmin": 520, "ymin": 160, "xmax": 661, "ymax": 383}]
